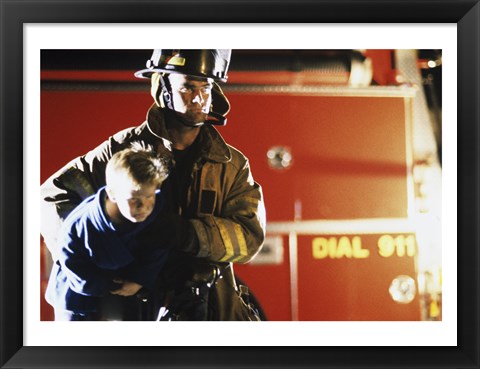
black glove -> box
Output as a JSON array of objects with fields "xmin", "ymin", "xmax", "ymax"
[{"xmin": 137, "ymin": 214, "xmax": 199, "ymax": 255}]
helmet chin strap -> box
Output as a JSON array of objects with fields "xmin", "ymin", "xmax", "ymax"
[{"xmin": 159, "ymin": 74, "xmax": 175, "ymax": 111}]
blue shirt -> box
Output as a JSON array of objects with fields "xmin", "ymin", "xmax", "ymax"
[{"xmin": 45, "ymin": 187, "xmax": 168, "ymax": 313}]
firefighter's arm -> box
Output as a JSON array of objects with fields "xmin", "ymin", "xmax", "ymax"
[
  {"xmin": 40, "ymin": 141, "xmax": 114, "ymax": 259},
  {"xmin": 190, "ymin": 161, "xmax": 266, "ymax": 264}
]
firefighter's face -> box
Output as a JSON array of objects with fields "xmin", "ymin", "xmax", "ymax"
[
  {"xmin": 107, "ymin": 175, "xmax": 158, "ymax": 223},
  {"xmin": 168, "ymin": 74, "xmax": 213, "ymax": 125}
]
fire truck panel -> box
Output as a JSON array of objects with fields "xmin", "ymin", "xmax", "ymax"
[
  {"xmin": 220, "ymin": 91, "xmax": 413, "ymax": 221},
  {"xmin": 297, "ymin": 233, "xmax": 420, "ymax": 321}
]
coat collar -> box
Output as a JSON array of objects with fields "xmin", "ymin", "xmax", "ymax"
[{"xmin": 145, "ymin": 104, "xmax": 232, "ymax": 163}]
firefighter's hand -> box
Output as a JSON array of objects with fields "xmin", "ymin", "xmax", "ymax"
[{"xmin": 110, "ymin": 278, "xmax": 142, "ymax": 296}]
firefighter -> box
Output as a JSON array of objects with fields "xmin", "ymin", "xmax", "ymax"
[{"xmin": 40, "ymin": 49, "xmax": 266, "ymax": 320}]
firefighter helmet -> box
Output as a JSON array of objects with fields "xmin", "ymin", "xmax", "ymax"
[{"xmin": 135, "ymin": 49, "xmax": 232, "ymax": 82}]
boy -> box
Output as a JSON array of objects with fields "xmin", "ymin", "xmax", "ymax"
[{"xmin": 45, "ymin": 144, "xmax": 171, "ymax": 321}]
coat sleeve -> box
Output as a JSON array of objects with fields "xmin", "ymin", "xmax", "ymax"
[
  {"xmin": 190, "ymin": 157, "xmax": 266, "ymax": 264},
  {"xmin": 40, "ymin": 139, "xmax": 115, "ymax": 260},
  {"xmin": 58, "ymin": 229, "xmax": 117, "ymax": 297}
]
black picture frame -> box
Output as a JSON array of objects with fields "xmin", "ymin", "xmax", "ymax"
[{"xmin": 1, "ymin": 1, "xmax": 478, "ymax": 368}]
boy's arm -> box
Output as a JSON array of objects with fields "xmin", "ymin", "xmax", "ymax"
[{"xmin": 58, "ymin": 232, "xmax": 119, "ymax": 297}]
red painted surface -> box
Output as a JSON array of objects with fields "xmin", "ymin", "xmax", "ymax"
[
  {"xmin": 221, "ymin": 93, "xmax": 409, "ymax": 221},
  {"xmin": 41, "ymin": 70, "xmax": 142, "ymax": 82},
  {"xmin": 364, "ymin": 49, "xmax": 399, "ymax": 85},
  {"xmin": 296, "ymin": 234, "xmax": 420, "ymax": 321},
  {"xmin": 40, "ymin": 237, "xmax": 54, "ymax": 321},
  {"xmin": 41, "ymin": 90, "xmax": 152, "ymax": 182}
]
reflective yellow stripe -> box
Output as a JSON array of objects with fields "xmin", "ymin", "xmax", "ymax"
[
  {"xmin": 242, "ymin": 197, "xmax": 259, "ymax": 206},
  {"xmin": 218, "ymin": 221, "xmax": 235, "ymax": 262},
  {"xmin": 218, "ymin": 221, "xmax": 250, "ymax": 263},
  {"xmin": 231, "ymin": 223, "xmax": 248, "ymax": 262},
  {"xmin": 229, "ymin": 209, "xmax": 251, "ymax": 217},
  {"xmin": 224, "ymin": 197, "xmax": 259, "ymax": 214}
]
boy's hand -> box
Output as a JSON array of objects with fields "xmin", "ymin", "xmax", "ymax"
[{"xmin": 110, "ymin": 278, "xmax": 142, "ymax": 296}]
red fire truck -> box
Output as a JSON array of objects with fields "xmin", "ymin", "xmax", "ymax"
[{"xmin": 40, "ymin": 49, "xmax": 442, "ymax": 321}]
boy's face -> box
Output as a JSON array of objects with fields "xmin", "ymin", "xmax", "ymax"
[{"xmin": 108, "ymin": 176, "xmax": 159, "ymax": 223}]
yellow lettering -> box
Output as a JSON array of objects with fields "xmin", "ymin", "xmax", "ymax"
[
  {"xmin": 352, "ymin": 236, "xmax": 369, "ymax": 258},
  {"xmin": 378, "ymin": 234, "xmax": 416, "ymax": 257},
  {"xmin": 328, "ymin": 237, "xmax": 337, "ymax": 258},
  {"xmin": 395, "ymin": 235, "xmax": 406, "ymax": 256},
  {"xmin": 336, "ymin": 236, "xmax": 353, "ymax": 258},
  {"xmin": 313, "ymin": 236, "xmax": 370, "ymax": 259},
  {"xmin": 312, "ymin": 237, "xmax": 329, "ymax": 259},
  {"xmin": 378, "ymin": 235, "xmax": 395, "ymax": 257},
  {"xmin": 405, "ymin": 235, "xmax": 416, "ymax": 256}
]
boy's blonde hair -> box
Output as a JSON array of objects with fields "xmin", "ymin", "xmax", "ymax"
[{"xmin": 105, "ymin": 142, "xmax": 170, "ymax": 189}]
